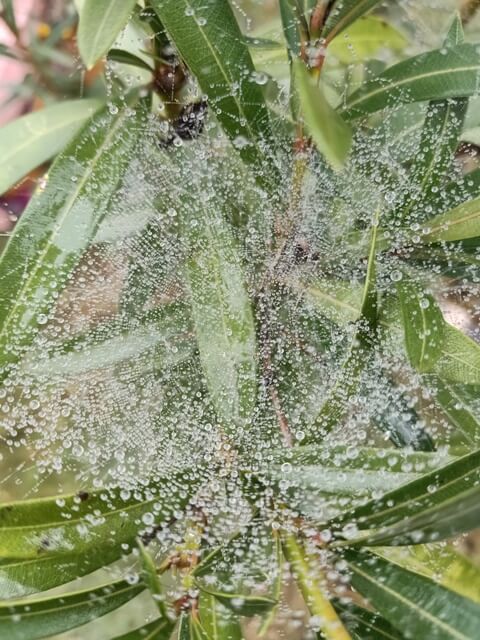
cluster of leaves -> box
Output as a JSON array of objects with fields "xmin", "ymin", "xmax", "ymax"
[{"xmin": 1, "ymin": 0, "xmax": 480, "ymax": 639}]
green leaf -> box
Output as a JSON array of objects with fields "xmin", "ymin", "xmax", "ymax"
[
  {"xmin": 0, "ymin": 98, "xmax": 145, "ymax": 381},
  {"xmin": 78, "ymin": 0, "xmax": 138, "ymax": 69},
  {"xmin": 341, "ymin": 44, "xmax": 480, "ymax": 121},
  {"xmin": 0, "ymin": 579, "xmax": 143, "ymax": 640},
  {"xmin": 138, "ymin": 541, "xmax": 167, "ymax": 618},
  {"xmin": 199, "ymin": 592, "xmax": 243, "ymax": 640},
  {"xmin": 395, "ymin": 17, "xmax": 468, "ymax": 222},
  {"xmin": 290, "ymin": 276, "xmax": 363, "ymax": 325},
  {"xmin": 333, "ymin": 600, "xmax": 406, "ymax": 640},
  {"xmin": 186, "ymin": 221, "xmax": 257, "ymax": 433},
  {"xmin": 111, "ymin": 618, "xmax": 174, "ymax": 640},
  {"xmin": 421, "ymin": 196, "xmax": 480, "ymax": 243},
  {"xmin": 178, "ymin": 614, "xmax": 209, "ymax": 640},
  {"xmin": 309, "ymin": 206, "xmax": 379, "ymax": 438},
  {"xmin": 0, "ymin": 99, "xmax": 102, "ymax": 196},
  {"xmin": 433, "ymin": 323, "xmax": 480, "ymax": 385},
  {"xmin": 282, "ymin": 534, "xmax": 351, "ymax": 640},
  {"xmin": 376, "ymin": 544, "xmax": 480, "ymax": 605},
  {"xmin": 0, "ymin": 0, "xmax": 18, "ymax": 36},
  {"xmin": 21, "ymin": 303, "xmax": 194, "ymax": 379},
  {"xmin": 322, "ymin": 0, "xmax": 384, "ymax": 43},
  {"xmin": 151, "ymin": 0, "xmax": 275, "ymax": 172},
  {"xmin": 293, "ymin": 59, "xmax": 352, "ymax": 170},
  {"xmin": 432, "ymin": 378, "xmax": 480, "ymax": 446},
  {"xmin": 328, "ymin": 16, "xmax": 406, "ymax": 64},
  {"xmin": 345, "ymin": 550, "xmax": 480, "ymax": 640},
  {"xmin": 108, "ymin": 48, "xmax": 154, "ymax": 72},
  {"xmin": 397, "ymin": 281, "xmax": 445, "ymax": 373},
  {"xmin": 0, "ymin": 475, "xmax": 197, "ymax": 561},
  {"xmin": 279, "ymin": 0, "xmax": 308, "ymax": 59},
  {"xmin": 258, "ymin": 534, "xmax": 283, "ymax": 637},
  {"xmin": 333, "ymin": 447, "xmax": 480, "ymax": 546}
]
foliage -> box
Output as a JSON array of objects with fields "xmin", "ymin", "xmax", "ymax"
[{"xmin": 1, "ymin": 1, "xmax": 480, "ymax": 639}]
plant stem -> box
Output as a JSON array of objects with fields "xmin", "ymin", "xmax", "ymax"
[{"xmin": 282, "ymin": 533, "xmax": 352, "ymax": 640}]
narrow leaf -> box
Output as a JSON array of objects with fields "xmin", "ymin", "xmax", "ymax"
[
  {"xmin": 377, "ymin": 544, "xmax": 480, "ymax": 605},
  {"xmin": 21, "ymin": 303, "xmax": 194, "ymax": 379},
  {"xmin": 322, "ymin": 0, "xmax": 384, "ymax": 43},
  {"xmin": 111, "ymin": 618, "xmax": 174, "ymax": 640},
  {"xmin": 342, "ymin": 44, "xmax": 480, "ymax": 121},
  {"xmin": 333, "ymin": 447, "xmax": 480, "ymax": 546},
  {"xmin": 0, "ymin": 579, "xmax": 143, "ymax": 640},
  {"xmin": 333, "ymin": 600, "xmax": 406, "ymax": 640},
  {"xmin": 199, "ymin": 592, "xmax": 243, "ymax": 639},
  {"xmin": 421, "ymin": 196, "xmax": 480, "ymax": 243},
  {"xmin": 0, "ymin": 475, "xmax": 197, "ymax": 561},
  {"xmin": 294, "ymin": 59, "xmax": 352, "ymax": 170},
  {"xmin": 186, "ymin": 221, "xmax": 257, "ymax": 433},
  {"xmin": 0, "ymin": 99, "xmax": 102, "ymax": 196},
  {"xmin": 108, "ymin": 48, "xmax": 154, "ymax": 72},
  {"xmin": 397, "ymin": 281, "xmax": 445, "ymax": 373},
  {"xmin": 0, "ymin": 98, "xmax": 145, "ymax": 381},
  {"xmin": 282, "ymin": 534, "xmax": 352, "ymax": 640},
  {"xmin": 151, "ymin": 0, "xmax": 275, "ymax": 171},
  {"xmin": 78, "ymin": 0, "xmax": 138, "ymax": 69},
  {"xmin": 0, "ymin": 0, "xmax": 18, "ymax": 36},
  {"xmin": 345, "ymin": 550, "xmax": 480, "ymax": 640}
]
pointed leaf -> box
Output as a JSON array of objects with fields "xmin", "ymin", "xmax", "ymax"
[
  {"xmin": 294, "ymin": 59, "xmax": 352, "ymax": 170},
  {"xmin": 377, "ymin": 544, "xmax": 480, "ymax": 605},
  {"xmin": 21, "ymin": 303, "xmax": 194, "ymax": 379},
  {"xmin": 333, "ymin": 600, "xmax": 406, "ymax": 640},
  {"xmin": 342, "ymin": 44, "xmax": 480, "ymax": 120},
  {"xmin": 421, "ymin": 196, "xmax": 480, "ymax": 243},
  {"xmin": 0, "ymin": 99, "xmax": 102, "ymax": 196},
  {"xmin": 111, "ymin": 618, "xmax": 174, "ymax": 640},
  {"xmin": 433, "ymin": 323, "xmax": 480, "ymax": 385},
  {"xmin": 333, "ymin": 448, "xmax": 480, "ymax": 546},
  {"xmin": 78, "ymin": 0, "xmax": 138, "ymax": 69},
  {"xmin": 0, "ymin": 579, "xmax": 143, "ymax": 640},
  {"xmin": 186, "ymin": 222, "xmax": 256, "ymax": 433},
  {"xmin": 397, "ymin": 281, "xmax": 445, "ymax": 373},
  {"xmin": 282, "ymin": 534, "xmax": 352, "ymax": 640},
  {"xmin": 433, "ymin": 378, "xmax": 480, "ymax": 446},
  {"xmin": 0, "ymin": 0, "xmax": 18, "ymax": 36},
  {"xmin": 0, "ymin": 474, "xmax": 198, "ymax": 561},
  {"xmin": 199, "ymin": 592, "xmax": 243, "ymax": 639},
  {"xmin": 0, "ymin": 98, "xmax": 146, "ymax": 381},
  {"xmin": 108, "ymin": 48, "xmax": 154, "ymax": 72},
  {"xmin": 322, "ymin": 0, "xmax": 384, "ymax": 43},
  {"xmin": 151, "ymin": 0, "xmax": 275, "ymax": 172},
  {"xmin": 345, "ymin": 550, "xmax": 480, "ymax": 640}
]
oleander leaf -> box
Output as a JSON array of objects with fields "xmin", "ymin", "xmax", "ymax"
[
  {"xmin": 341, "ymin": 44, "xmax": 480, "ymax": 121},
  {"xmin": 198, "ymin": 592, "xmax": 244, "ymax": 639},
  {"xmin": 186, "ymin": 218, "xmax": 256, "ymax": 433},
  {"xmin": 0, "ymin": 98, "xmax": 146, "ymax": 381},
  {"xmin": 0, "ymin": 474, "xmax": 197, "ymax": 561},
  {"xmin": 397, "ymin": 280, "xmax": 445, "ymax": 373},
  {"xmin": 333, "ymin": 447, "xmax": 480, "ymax": 546},
  {"xmin": 421, "ymin": 196, "xmax": 480, "ymax": 243},
  {"xmin": 151, "ymin": 0, "xmax": 275, "ymax": 173},
  {"xmin": 78, "ymin": 0, "xmax": 138, "ymax": 69},
  {"xmin": 322, "ymin": 0, "xmax": 385, "ymax": 43},
  {"xmin": 111, "ymin": 618, "xmax": 174, "ymax": 640},
  {"xmin": 0, "ymin": 579, "xmax": 143, "ymax": 640},
  {"xmin": 293, "ymin": 59, "xmax": 352, "ymax": 171},
  {"xmin": 345, "ymin": 550, "xmax": 480, "ymax": 640},
  {"xmin": 282, "ymin": 534, "xmax": 351, "ymax": 640},
  {"xmin": 333, "ymin": 600, "xmax": 406, "ymax": 640},
  {"xmin": 108, "ymin": 48, "xmax": 154, "ymax": 72},
  {"xmin": 0, "ymin": 99, "xmax": 102, "ymax": 196},
  {"xmin": 328, "ymin": 16, "xmax": 407, "ymax": 64}
]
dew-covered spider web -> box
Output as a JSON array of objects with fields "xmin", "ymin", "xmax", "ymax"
[{"xmin": 1, "ymin": 0, "xmax": 480, "ymax": 637}]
